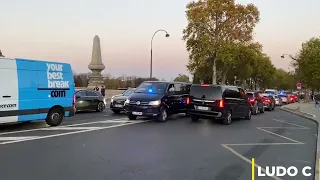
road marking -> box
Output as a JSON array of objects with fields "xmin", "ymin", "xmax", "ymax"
[
  {"xmin": 43, "ymin": 127, "xmax": 101, "ymax": 131},
  {"xmin": 223, "ymin": 142, "xmax": 304, "ymax": 146},
  {"xmin": 272, "ymin": 119, "xmax": 309, "ymax": 128},
  {"xmin": 0, "ymin": 136, "xmax": 40, "ymax": 141},
  {"xmin": 65, "ymin": 118, "xmax": 128, "ymax": 127},
  {"xmin": 258, "ymin": 127, "xmax": 309, "ymax": 129},
  {"xmin": 257, "ymin": 127, "xmax": 303, "ymax": 144},
  {"xmin": 0, "ymin": 120, "xmax": 148, "ymax": 145},
  {"xmin": 0, "ymin": 118, "xmax": 128, "ymax": 135},
  {"xmin": 222, "ymin": 144, "xmax": 282, "ymax": 180}
]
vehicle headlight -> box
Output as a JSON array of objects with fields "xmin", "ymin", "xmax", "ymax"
[
  {"xmin": 111, "ymin": 96, "xmax": 114, "ymax": 103},
  {"xmin": 149, "ymin": 100, "xmax": 161, "ymax": 106},
  {"xmin": 124, "ymin": 99, "xmax": 130, "ymax": 104}
]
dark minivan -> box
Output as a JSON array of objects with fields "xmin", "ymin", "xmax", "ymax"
[
  {"xmin": 187, "ymin": 84, "xmax": 251, "ymax": 125},
  {"xmin": 124, "ymin": 81, "xmax": 191, "ymax": 121}
]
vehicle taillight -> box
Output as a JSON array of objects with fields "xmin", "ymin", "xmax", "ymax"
[
  {"xmin": 218, "ymin": 99, "xmax": 224, "ymax": 108},
  {"xmin": 201, "ymin": 84, "xmax": 210, "ymax": 87},
  {"xmin": 73, "ymin": 95, "xmax": 76, "ymax": 108},
  {"xmin": 249, "ymin": 99, "xmax": 255, "ymax": 102},
  {"xmin": 264, "ymin": 99, "xmax": 270, "ymax": 103},
  {"xmin": 186, "ymin": 97, "xmax": 190, "ymax": 104}
]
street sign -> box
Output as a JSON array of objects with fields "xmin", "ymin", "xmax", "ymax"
[{"xmin": 296, "ymin": 82, "xmax": 302, "ymax": 89}]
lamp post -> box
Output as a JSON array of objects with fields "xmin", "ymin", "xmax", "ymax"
[
  {"xmin": 280, "ymin": 54, "xmax": 297, "ymax": 61},
  {"xmin": 150, "ymin": 29, "xmax": 170, "ymax": 79}
]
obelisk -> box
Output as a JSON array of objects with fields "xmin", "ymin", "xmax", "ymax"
[{"xmin": 88, "ymin": 35, "xmax": 105, "ymax": 87}]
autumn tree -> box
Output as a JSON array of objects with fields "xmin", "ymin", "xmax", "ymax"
[
  {"xmin": 294, "ymin": 37, "xmax": 320, "ymax": 90},
  {"xmin": 250, "ymin": 54, "xmax": 275, "ymax": 89},
  {"xmin": 183, "ymin": 0, "xmax": 260, "ymax": 84},
  {"xmin": 174, "ymin": 74, "xmax": 190, "ymax": 82}
]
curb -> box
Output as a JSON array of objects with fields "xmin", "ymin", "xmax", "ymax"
[{"xmin": 279, "ymin": 107, "xmax": 319, "ymax": 179}]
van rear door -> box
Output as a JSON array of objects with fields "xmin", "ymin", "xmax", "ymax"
[
  {"xmin": 189, "ymin": 85, "xmax": 223, "ymax": 111},
  {"xmin": 0, "ymin": 58, "xmax": 19, "ymax": 123}
]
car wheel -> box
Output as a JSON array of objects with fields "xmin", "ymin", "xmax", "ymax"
[
  {"xmin": 96, "ymin": 102, "xmax": 105, "ymax": 112},
  {"xmin": 157, "ymin": 108, "xmax": 168, "ymax": 122},
  {"xmin": 46, "ymin": 107, "xmax": 64, "ymax": 126},
  {"xmin": 222, "ymin": 111, "xmax": 232, "ymax": 125},
  {"xmin": 245, "ymin": 109, "xmax": 252, "ymax": 120},
  {"xmin": 112, "ymin": 110, "xmax": 121, "ymax": 114},
  {"xmin": 191, "ymin": 115, "xmax": 199, "ymax": 122},
  {"xmin": 260, "ymin": 106, "xmax": 265, "ymax": 113},
  {"xmin": 128, "ymin": 114, "xmax": 137, "ymax": 120}
]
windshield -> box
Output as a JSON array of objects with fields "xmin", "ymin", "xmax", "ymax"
[
  {"xmin": 135, "ymin": 82, "xmax": 167, "ymax": 94},
  {"xmin": 278, "ymin": 94, "xmax": 287, "ymax": 97},
  {"xmin": 246, "ymin": 93, "xmax": 254, "ymax": 98},
  {"xmin": 189, "ymin": 85, "xmax": 222, "ymax": 100},
  {"xmin": 123, "ymin": 88, "xmax": 135, "ymax": 96},
  {"xmin": 265, "ymin": 91, "xmax": 275, "ymax": 94}
]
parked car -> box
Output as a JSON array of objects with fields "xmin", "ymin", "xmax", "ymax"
[
  {"xmin": 75, "ymin": 89, "xmax": 106, "ymax": 112},
  {"xmin": 246, "ymin": 91, "xmax": 264, "ymax": 115},
  {"xmin": 274, "ymin": 95, "xmax": 283, "ymax": 106},
  {"xmin": 187, "ymin": 84, "xmax": 251, "ymax": 125},
  {"xmin": 262, "ymin": 93, "xmax": 275, "ymax": 111},
  {"xmin": 124, "ymin": 81, "xmax": 191, "ymax": 121},
  {"xmin": 110, "ymin": 88, "xmax": 136, "ymax": 114}
]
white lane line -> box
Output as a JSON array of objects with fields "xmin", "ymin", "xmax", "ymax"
[
  {"xmin": 0, "ymin": 136, "xmax": 40, "ymax": 141},
  {"xmin": 223, "ymin": 142, "xmax": 304, "ymax": 146},
  {"xmin": 272, "ymin": 119, "xmax": 309, "ymax": 129},
  {"xmin": 221, "ymin": 144, "xmax": 282, "ymax": 180},
  {"xmin": 0, "ymin": 118, "xmax": 128, "ymax": 135},
  {"xmin": 43, "ymin": 127, "xmax": 101, "ymax": 131},
  {"xmin": 258, "ymin": 127, "xmax": 309, "ymax": 129},
  {"xmin": 64, "ymin": 118, "xmax": 128, "ymax": 127},
  {"xmin": 0, "ymin": 120, "xmax": 148, "ymax": 145},
  {"xmin": 257, "ymin": 127, "xmax": 303, "ymax": 144}
]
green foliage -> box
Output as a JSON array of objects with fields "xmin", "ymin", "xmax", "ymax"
[
  {"xmin": 295, "ymin": 37, "xmax": 320, "ymax": 89},
  {"xmin": 271, "ymin": 69, "xmax": 296, "ymax": 90},
  {"xmin": 183, "ymin": 0, "xmax": 260, "ymax": 84},
  {"xmin": 174, "ymin": 74, "xmax": 190, "ymax": 82}
]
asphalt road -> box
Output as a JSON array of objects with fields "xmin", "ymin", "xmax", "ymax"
[{"xmin": 0, "ymin": 107, "xmax": 317, "ymax": 180}]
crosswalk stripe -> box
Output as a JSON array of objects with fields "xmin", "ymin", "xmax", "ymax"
[{"xmin": 43, "ymin": 127, "xmax": 101, "ymax": 131}]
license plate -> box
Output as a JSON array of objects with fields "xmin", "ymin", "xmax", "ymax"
[
  {"xmin": 132, "ymin": 111, "xmax": 143, "ymax": 115},
  {"xmin": 197, "ymin": 106, "xmax": 209, "ymax": 110},
  {"xmin": 114, "ymin": 104, "xmax": 123, "ymax": 108}
]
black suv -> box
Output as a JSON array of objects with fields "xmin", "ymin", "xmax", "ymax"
[
  {"xmin": 124, "ymin": 81, "xmax": 191, "ymax": 122},
  {"xmin": 187, "ymin": 84, "xmax": 251, "ymax": 125}
]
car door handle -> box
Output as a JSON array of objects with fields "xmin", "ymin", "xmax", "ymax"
[{"xmin": 2, "ymin": 96, "xmax": 11, "ymax": 98}]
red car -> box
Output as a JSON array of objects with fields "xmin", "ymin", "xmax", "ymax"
[{"xmin": 288, "ymin": 94, "xmax": 298, "ymax": 103}]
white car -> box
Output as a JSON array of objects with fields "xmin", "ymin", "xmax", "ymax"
[
  {"xmin": 279, "ymin": 95, "xmax": 288, "ymax": 104},
  {"xmin": 274, "ymin": 95, "xmax": 282, "ymax": 106}
]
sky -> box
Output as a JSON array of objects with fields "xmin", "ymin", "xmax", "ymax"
[{"xmin": 1, "ymin": 0, "xmax": 320, "ymax": 81}]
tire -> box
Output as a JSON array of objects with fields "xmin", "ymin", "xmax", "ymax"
[
  {"xmin": 272, "ymin": 103, "xmax": 275, "ymax": 110},
  {"xmin": 128, "ymin": 114, "xmax": 137, "ymax": 120},
  {"xmin": 191, "ymin": 115, "xmax": 199, "ymax": 122},
  {"xmin": 112, "ymin": 110, "xmax": 121, "ymax": 114},
  {"xmin": 245, "ymin": 109, "xmax": 252, "ymax": 120},
  {"xmin": 157, "ymin": 108, "xmax": 168, "ymax": 122},
  {"xmin": 46, "ymin": 107, "xmax": 64, "ymax": 126},
  {"xmin": 96, "ymin": 102, "xmax": 105, "ymax": 112},
  {"xmin": 260, "ymin": 106, "xmax": 265, "ymax": 113},
  {"xmin": 222, "ymin": 111, "xmax": 232, "ymax": 125},
  {"xmin": 252, "ymin": 105, "xmax": 259, "ymax": 115}
]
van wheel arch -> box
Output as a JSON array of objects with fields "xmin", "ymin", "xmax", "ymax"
[{"xmin": 46, "ymin": 106, "xmax": 65, "ymax": 126}]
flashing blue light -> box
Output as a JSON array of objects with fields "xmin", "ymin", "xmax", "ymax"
[{"xmin": 148, "ymin": 89, "xmax": 153, "ymax": 93}]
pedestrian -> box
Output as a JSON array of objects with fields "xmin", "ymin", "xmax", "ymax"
[
  {"xmin": 93, "ymin": 85, "xmax": 99, "ymax": 91},
  {"xmin": 101, "ymin": 86, "xmax": 105, "ymax": 97}
]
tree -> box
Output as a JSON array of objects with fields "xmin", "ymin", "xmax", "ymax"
[
  {"xmin": 294, "ymin": 37, "xmax": 320, "ymax": 89},
  {"xmin": 250, "ymin": 54, "xmax": 275, "ymax": 89},
  {"xmin": 271, "ymin": 69, "xmax": 295, "ymax": 90},
  {"xmin": 174, "ymin": 74, "xmax": 190, "ymax": 82},
  {"xmin": 183, "ymin": 0, "xmax": 260, "ymax": 84}
]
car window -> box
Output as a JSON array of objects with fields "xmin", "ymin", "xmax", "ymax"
[
  {"xmin": 189, "ymin": 85, "xmax": 222, "ymax": 100},
  {"xmin": 135, "ymin": 82, "xmax": 167, "ymax": 94},
  {"xmin": 180, "ymin": 84, "xmax": 189, "ymax": 94},
  {"xmin": 123, "ymin": 89, "xmax": 135, "ymax": 96},
  {"xmin": 173, "ymin": 83, "xmax": 182, "ymax": 94},
  {"xmin": 86, "ymin": 91, "xmax": 99, "ymax": 97},
  {"xmin": 246, "ymin": 93, "xmax": 254, "ymax": 98},
  {"xmin": 76, "ymin": 91, "xmax": 86, "ymax": 97},
  {"xmin": 225, "ymin": 88, "xmax": 240, "ymax": 98}
]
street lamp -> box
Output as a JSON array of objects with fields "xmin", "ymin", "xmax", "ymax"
[
  {"xmin": 150, "ymin": 29, "xmax": 170, "ymax": 79},
  {"xmin": 281, "ymin": 54, "xmax": 297, "ymax": 61}
]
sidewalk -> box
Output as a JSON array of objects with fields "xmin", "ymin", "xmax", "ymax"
[{"xmin": 280, "ymin": 102, "xmax": 319, "ymax": 179}]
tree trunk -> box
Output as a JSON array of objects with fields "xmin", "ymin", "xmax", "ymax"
[{"xmin": 212, "ymin": 57, "xmax": 217, "ymax": 85}]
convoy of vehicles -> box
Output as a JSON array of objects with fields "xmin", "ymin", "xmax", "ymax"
[{"xmin": 0, "ymin": 60, "xmax": 298, "ymax": 126}]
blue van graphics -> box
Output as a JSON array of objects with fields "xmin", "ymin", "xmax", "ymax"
[{"xmin": 0, "ymin": 58, "xmax": 75, "ymax": 126}]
